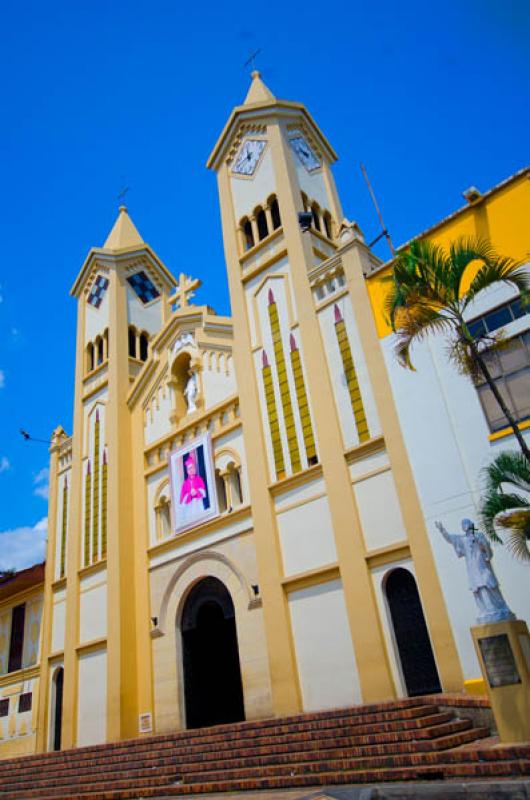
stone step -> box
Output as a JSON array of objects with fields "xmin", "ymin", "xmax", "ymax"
[
  {"xmin": 0, "ymin": 725, "xmax": 487, "ymax": 793},
  {"xmin": 6, "ymin": 759, "xmax": 530, "ymax": 800},
  {"xmin": 0, "ymin": 709, "xmax": 457, "ymax": 779}
]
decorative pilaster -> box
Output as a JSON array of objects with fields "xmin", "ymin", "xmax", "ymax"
[
  {"xmin": 262, "ymin": 350, "xmax": 285, "ymax": 480},
  {"xmin": 91, "ymin": 410, "xmax": 100, "ymax": 563},
  {"xmin": 268, "ymin": 289, "xmax": 301, "ymax": 473},
  {"xmin": 60, "ymin": 477, "xmax": 68, "ymax": 579},
  {"xmin": 334, "ymin": 304, "xmax": 369, "ymax": 443},
  {"xmin": 84, "ymin": 461, "xmax": 91, "ymax": 567},
  {"xmin": 101, "ymin": 449, "xmax": 108, "ymax": 559},
  {"xmin": 289, "ymin": 334, "xmax": 317, "ymax": 465}
]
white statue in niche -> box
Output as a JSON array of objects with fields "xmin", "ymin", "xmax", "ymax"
[
  {"xmin": 435, "ymin": 518, "xmax": 515, "ymax": 625},
  {"xmin": 172, "ymin": 332, "xmax": 195, "ymax": 357},
  {"xmin": 184, "ymin": 370, "xmax": 198, "ymax": 414}
]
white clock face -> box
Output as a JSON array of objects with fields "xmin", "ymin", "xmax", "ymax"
[
  {"xmin": 232, "ymin": 139, "xmax": 266, "ymax": 176},
  {"xmin": 290, "ymin": 135, "xmax": 320, "ymax": 172}
]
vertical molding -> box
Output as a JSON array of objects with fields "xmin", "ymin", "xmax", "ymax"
[
  {"xmin": 334, "ymin": 305, "xmax": 369, "ymax": 443},
  {"xmin": 60, "ymin": 477, "xmax": 68, "ymax": 579},
  {"xmin": 101, "ymin": 450, "xmax": 108, "ymax": 559},
  {"xmin": 216, "ymin": 165, "xmax": 302, "ymax": 717},
  {"xmin": 268, "ymin": 120, "xmax": 395, "ymax": 701},
  {"xmin": 341, "ymin": 240, "xmax": 463, "ymax": 692},
  {"xmin": 289, "ymin": 334, "xmax": 317, "ymax": 464},
  {"xmin": 84, "ymin": 462, "xmax": 91, "ymax": 568},
  {"xmin": 261, "ymin": 350, "xmax": 285, "ymax": 480},
  {"xmin": 62, "ymin": 293, "xmax": 87, "ymax": 748},
  {"xmin": 91, "ymin": 411, "xmax": 100, "ymax": 563},
  {"xmin": 35, "ymin": 427, "xmax": 64, "ymax": 751},
  {"xmin": 268, "ymin": 290, "xmax": 301, "ymax": 474}
]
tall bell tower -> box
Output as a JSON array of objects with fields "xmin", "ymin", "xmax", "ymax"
[
  {"xmin": 208, "ymin": 73, "xmax": 401, "ymax": 713},
  {"xmin": 39, "ymin": 206, "xmax": 177, "ymax": 750}
]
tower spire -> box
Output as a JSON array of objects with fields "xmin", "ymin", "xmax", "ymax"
[
  {"xmin": 103, "ymin": 206, "xmax": 144, "ymax": 250},
  {"xmin": 244, "ymin": 70, "xmax": 275, "ymax": 105}
]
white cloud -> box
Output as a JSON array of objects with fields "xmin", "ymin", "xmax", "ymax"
[
  {"xmin": 0, "ymin": 518, "xmax": 47, "ymax": 571},
  {"xmin": 0, "ymin": 457, "xmax": 10, "ymax": 474},
  {"xmin": 33, "ymin": 467, "xmax": 49, "ymax": 500},
  {"xmin": 0, "ymin": 370, "xmax": 5, "ymax": 389}
]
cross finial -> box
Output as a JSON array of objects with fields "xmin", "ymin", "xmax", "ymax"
[
  {"xmin": 244, "ymin": 48, "xmax": 262, "ymax": 74},
  {"xmin": 172, "ymin": 272, "xmax": 202, "ymax": 310}
]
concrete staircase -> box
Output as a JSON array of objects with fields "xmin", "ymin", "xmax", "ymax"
[{"xmin": 0, "ymin": 696, "xmax": 528, "ymax": 799}]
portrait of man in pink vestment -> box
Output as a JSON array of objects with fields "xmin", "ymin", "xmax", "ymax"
[{"xmin": 169, "ymin": 433, "xmax": 219, "ymax": 534}]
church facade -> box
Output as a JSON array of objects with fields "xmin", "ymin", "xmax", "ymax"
[{"xmin": 0, "ymin": 73, "xmax": 528, "ymax": 759}]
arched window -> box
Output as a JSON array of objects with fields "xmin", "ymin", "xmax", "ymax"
[
  {"xmin": 323, "ymin": 211, "xmax": 333, "ymax": 240},
  {"xmin": 139, "ymin": 332, "xmax": 149, "ymax": 362},
  {"xmin": 160, "ymin": 497, "xmax": 171, "ymax": 538},
  {"xmin": 242, "ymin": 218, "xmax": 254, "ymax": 250},
  {"xmin": 103, "ymin": 329, "xmax": 109, "ymax": 360},
  {"xmin": 229, "ymin": 467, "xmax": 243, "ymax": 507},
  {"xmin": 96, "ymin": 337, "xmax": 104, "ymax": 366},
  {"xmin": 128, "ymin": 326, "xmax": 137, "ymax": 358},
  {"xmin": 256, "ymin": 207, "xmax": 268, "ymax": 241},
  {"xmin": 215, "ymin": 469, "xmax": 227, "ymax": 513},
  {"xmin": 270, "ymin": 197, "xmax": 281, "ymax": 230},
  {"xmin": 86, "ymin": 343, "xmax": 94, "ymax": 373},
  {"xmin": 311, "ymin": 203, "xmax": 321, "ymax": 232}
]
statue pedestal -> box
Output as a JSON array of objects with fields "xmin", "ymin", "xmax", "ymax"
[{"xmin": 471, "ymin": 619, "xmax": 530, "ymax": 743}]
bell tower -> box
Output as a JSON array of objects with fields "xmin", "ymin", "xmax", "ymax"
[
  {"xmin": 207, "ymin": 73, "xmax": 402, "ymax": 713},
  {"xmin": 48, "ymin": 206, "xmax": 176, "ymax": 749}
]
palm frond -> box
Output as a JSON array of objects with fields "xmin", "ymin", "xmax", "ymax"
[
  {"xmin": 447, "ymin": 237, "xmax": 497, "ymax": 301},
  {"xmin": 495, "ymin": 508, "xmax": 530, "ymax": 562},
  {"xmin": 482, "ymin": 451, "xmax": 530, "ymax": 494},
  {"xmin": 464, "ymin": 256, "xmax": 530, "ymax": 309},
  {"xmin": 392, "ymin": 306, "xmax": 454, "ymax": 369}
]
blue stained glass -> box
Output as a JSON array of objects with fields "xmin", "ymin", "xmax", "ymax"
[{"xmin": 127, "ymin": 271, "xmax": 160, "ymax": 304}]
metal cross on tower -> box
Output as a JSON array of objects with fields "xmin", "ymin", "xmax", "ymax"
[
  {"xmin": 244, "ymin": 48, "xmax": 262, "ymax": 73},
  {"xmin": 172, "ymin": 272, "xmax": 202, "ymax": 310}
]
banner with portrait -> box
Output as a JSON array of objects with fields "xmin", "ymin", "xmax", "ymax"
[{"xmin": 168, "ymin": 433, "xmax": 219, "ymax": 534}]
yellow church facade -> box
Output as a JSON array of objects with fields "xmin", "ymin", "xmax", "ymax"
[{"xmin": 0, "ymin": 73, "xmax": 528, "ymax": 759}]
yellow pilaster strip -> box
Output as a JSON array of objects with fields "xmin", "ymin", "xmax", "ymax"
[
  {"xmin": 289, "ymin": 334, "xmax": 317, "ymax": 464},
  {"xmin": 84, "ymin": 463, "xmax": 91, "ymax": 568},
  {"xmin": 60, "ymin": 477, "xmax": 68, "ymax": 579},
  {"xmin": 268, "ymin": 291, "xmax": 301, "ymax": 473},
  {"xmin": 262, "ymin": 350, "xmax": 286, "ymax": 480},
  {"xmin": 101, "ymin": 450, "xmax": 107, "ymax": 559},
  {"xmin": 92, "ymin": 412, "xmax": 100, "ymax": 563},
  {"xmin": 334, "ymin": 305, "xmax": 369, "ymax": 443}
]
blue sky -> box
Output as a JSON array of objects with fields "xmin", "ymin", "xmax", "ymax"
[{"xmin": 0, "ymin": 0, "xmax": 528, "ymax": 568}]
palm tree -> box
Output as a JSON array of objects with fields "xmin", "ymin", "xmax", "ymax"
[
  {"xmin": 384, "ymin": 237, "xmax": 530, "ymax": 461},
  {"xmin": 480, "ymin": 451, "xmax": 530, "ymax": 562}
]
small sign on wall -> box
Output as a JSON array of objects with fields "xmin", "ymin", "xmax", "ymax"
[{"xmin": 138, "ymin": 712, "xmax": 153, "ymax": 734}]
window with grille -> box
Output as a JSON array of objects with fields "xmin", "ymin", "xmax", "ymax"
[
  {"xmin": 8, "ymin": 604, "xmax": 25, "ymax": 673},
  {"xmin": 18, "ymin": 693, "xmax": 32, "ymax": 713},
  {"xmin": 474, "ymin": 331, "xmax": 530, "ymax": 432}
]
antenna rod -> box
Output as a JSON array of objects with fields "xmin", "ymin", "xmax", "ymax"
[{"xmin": 360, "ymin": 163, "xmax": 396, "ymax": 258}]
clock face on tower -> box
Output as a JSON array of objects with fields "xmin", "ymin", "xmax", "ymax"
[
  {"xmin": 289, "ymin": 134, "xmax": 320, "ymax": 172},
  {"xmin": 232, "ymin": 139, "xmax": 266, "ymax": 176}
]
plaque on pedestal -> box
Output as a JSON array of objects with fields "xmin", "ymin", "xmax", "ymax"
[
  {"xmin": 471, "ymin": 619, "xmax": 530, "ymax": 743},
  {"xmin": 478, "ymin": 634, "xmax": 521, "ymax": 688}
]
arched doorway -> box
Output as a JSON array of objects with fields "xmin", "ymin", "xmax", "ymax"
[
  {"xmin": 51, "ymin": 667, "xmax": 64, "ymax": 751},
  {"xmin": 181, "ymin": 576, "xmax": 245, "ymax": 728},
  {"xmin": 385, "ymin": 568, "xmax": 441, "ymax": 696}
]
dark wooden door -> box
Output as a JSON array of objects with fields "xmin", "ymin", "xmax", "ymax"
[
  {"xmin": 385, "ymin": 568, "xmax": 442, "ymax": 696},
  {"xmin": 182, "ymin": 577, "xmax": 245, "ymax": 728}
]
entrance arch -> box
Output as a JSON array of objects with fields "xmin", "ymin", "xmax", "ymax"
[
  {"xmin": 180, "ymin": 576, "xmax": 245, "ymax": 728},
  {"xmin": 50, "ymin": 667, "xmax": 64, "ymax": 751},
  {"xmin": 385, "ymin": 568, "xmax": 441, "ymax": 696}
]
